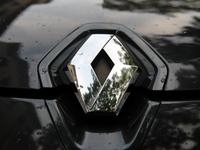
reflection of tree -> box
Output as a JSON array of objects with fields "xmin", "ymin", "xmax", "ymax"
[
  {"xmin": 141, "ymin": 103, "xmax": 200, "ymax": 150},
  {"xmin": 114, "ymin": 38, "xmax": 136, "ymax": 65},
  {"xmin": 83, "ymin": 67, "xmax": 136, "ymax": 112},
  {"xmin": 143, "ymin": 16, "xmax": 200, "ymax": 90},
  {"xmin": 103, "ymin": 0, "xmax": 200, "ymax": 14},
  {"xmin": 0, "ymin": 41, "xmax": 29, "ymax": 88},
  {"xmin": 0, "ymin": 0, "xmax": 51, "ymax": 36},
  {"xmin": 91, "ymin": 67, "xmax": 136, "ymax": 111},
  {"xmin": 83, "ymin": 37, "xmax": 138, "ymax": 112},
  {"xmin": 139, "ymin": 16, "xmax": 200, "ymax": 147},
  {"xmin": 38, "ymin": 124, "xmax": 64, "ymax": 150},
  {"xmin": 83, "ymin": 71, "xmax": 101, "ymax": 109}
]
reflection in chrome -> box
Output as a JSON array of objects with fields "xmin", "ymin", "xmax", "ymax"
[{"xmin": 67, "ymin": 34, "xmax": 138, "ymax": 114}]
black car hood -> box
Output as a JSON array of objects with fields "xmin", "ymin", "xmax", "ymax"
[{"xmin": 0, "ymin": 0, "xmax": 200, "ymax": 90}]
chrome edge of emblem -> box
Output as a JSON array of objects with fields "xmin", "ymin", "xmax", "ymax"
[{"xmin": 66, "ymin": 34, "xmax": 138, "ymax": 114}]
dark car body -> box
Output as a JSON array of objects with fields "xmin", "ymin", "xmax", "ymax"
[{"xmin": 0, "ymin": 0, "xmax": 200, "ymax": 149}]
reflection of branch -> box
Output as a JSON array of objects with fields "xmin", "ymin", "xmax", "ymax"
[
  {"xmin": 143, "ymin": 16, "xmax": 200, "ymax": 90},
  {"xmin": 103, "ymin": 0, "xmax": 200, "ymax": 14},
  {"xmin": 83, "ymin": 71, "xmax": 100, "ymax": 108},
  {"xmin": 88, "ymin": 67, "xmax": 137, "ymax": 111},
  {"xmin": 142, "ymin": 103, "xmax": 200, "ymax": 150},
  {"xmin": 83, "ymin": 37, "xmax": 138, "ymax": 112},
  {"xmin": 113, "ymin": 38, "xmax": 136, "ymax": 65}
]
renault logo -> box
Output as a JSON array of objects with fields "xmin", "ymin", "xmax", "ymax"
[
  {"xmin": 38, "ymin": 24, "xmax": 168, "ymax": 150},
  {"xmin": 67, "ymin": 34, "xmax": 138, "ymax": 114},
  {"xmin": 39, "ymin": 23, "xmax": 167, "ymax": 116}
]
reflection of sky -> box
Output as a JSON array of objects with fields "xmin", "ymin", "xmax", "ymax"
[
  {"xmin": 0, "ymin": 0, "xmax": 199, "ymax": 89},
  {"xmin": 1, "ymin": 0, "xmax": 199, "ymax": 46},
  {"xmin": 83, "ymin": 131, "xmax": 125, "ymax": 149},
  {"xmin": 106, "ymin": 65, "xmax": 134, "ymax": 99},
  {"xmin": 0, "ymin": 0, "xmax": 198, "ymax": 74},
  {"xmin": 0, "ymin": 0, "xmax": 199, "ymax": 46},
  {"xmin": 166, "ymin": 63, "xmax": 195, "ymax": 90},
  {"xmin": 69, "ymin": 33, "xmax": 137, "ymax": 111},
  {"xmin": 71, "ymin": 34, "xmax": 112, "ymax": 66},
  {"xmin": 104, "ymin": 37, "xmax": 125, "ymax": 65},
  {"xmin": 69, "ymin": 34, "xmax": 112, "ymax": 95}
]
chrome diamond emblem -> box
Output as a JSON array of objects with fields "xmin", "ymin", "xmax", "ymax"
[{"xmin": 67, "ymin": 34, "xmax": 138, "ymax": 114}]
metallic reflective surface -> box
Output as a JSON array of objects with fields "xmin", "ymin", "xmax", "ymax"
[{"xmin": 67, "ymin": 34, "xmax": 138, "ymax": 113}]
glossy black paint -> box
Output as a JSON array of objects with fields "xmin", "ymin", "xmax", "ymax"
[
  {"xmin": 0, "ymin": 97, "xmax": 64, "ymax": 150},
  {"xmin": 0, "ymin": 0, "xmax": 200, "ymax": 90},
  {"xmin": 39, "ymin": 23, "xmax": 167, "ymax": 90},
  {"xmin": 0, "ymin": 0, "xmax": 200, "ymax": 150},
  {"xmin": 46, "ymin": 96, "xmax": 159, "ymax": 150},
  {"xmin": 141, "ymin": 101, "xmax": 200, "ymax": 150}
]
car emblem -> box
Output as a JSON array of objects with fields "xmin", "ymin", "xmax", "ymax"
[
  {"xmin": 67, "ymin": 34, "xmax": 138, "ymax": 114},
  {"xmin": 39, "ymin": 23, "xmax": 167, "ymax": 116}
]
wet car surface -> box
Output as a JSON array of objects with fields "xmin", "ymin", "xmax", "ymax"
[{"xmin": 0, "ymin": 0, "xmax": 200, "ymax": 149}]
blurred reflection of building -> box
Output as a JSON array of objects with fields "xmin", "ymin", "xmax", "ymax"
[
  {"xmin": 67, "ymin": 64, "xmax": 78, "ymax": 87},
  {"xmin": 0, "ymin": 0, "xmax": 51, "ymax": 88},
  {"xmin": 0, "ymin": 0, "xmax": 51, "ymax": 36},
  {"xmin": 0, "ymin": 42, "xmax": 29, "ymax": 87}
]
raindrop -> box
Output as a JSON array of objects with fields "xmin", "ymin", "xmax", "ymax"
[
  {"xmin": 161, "ymin": 65, "xmax": 165, "ymax": 68},
  {"xmin": 42, "ymin": 68, "xmax": 47, "ymax": 73},
  {"xmin": 37, "ymin": 131, "xmax": 42, "ymax": 135},
  {"xmin": 161, "ymin": 78, "xmax": 165, "ymax": 83},
  {"xmin": 113, "ymin": 90, "xmax": 117, "ymax": 94},
  {"xmin": 17, "ymin": 132, "xmax": 20, "ymax": 137},
  {"xmin": 16, "ymin": 138, "xmax": 21, "ymax": 144}
]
